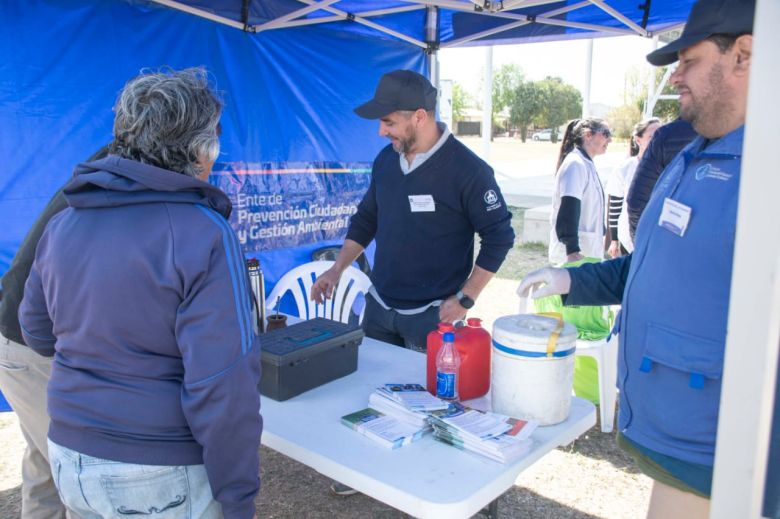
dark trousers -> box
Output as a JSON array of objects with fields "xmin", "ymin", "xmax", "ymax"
[{"xmin": 361, "ymin": 294, "xmax": 441, "ymax": 352}]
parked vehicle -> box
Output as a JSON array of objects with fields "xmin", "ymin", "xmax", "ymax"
[{"xmin": 532, "ymin": 129, "xmax": 552, "ymax": 141}]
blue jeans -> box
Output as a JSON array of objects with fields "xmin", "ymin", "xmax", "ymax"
[
  {"xmin": 361, "ymin": 294, "xmax": 441, "ymax": 352},
  {"xmin": 48, "ymin": 440, "xmax": 223, "ymax": 518}
]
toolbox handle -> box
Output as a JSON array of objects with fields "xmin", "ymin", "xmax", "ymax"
[{"xmin": 285, "ymin": 330, "xmax": 333, "ymax": 347}]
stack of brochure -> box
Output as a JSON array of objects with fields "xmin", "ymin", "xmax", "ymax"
[
  {"xmin": 340, "ymin": 383, "xmax": 538, "ymax": 460},
  {"xmin": 340, "ymin": 408, "xmax": 426, "ymax": 450},
  {"xmin": 375, "ymin": 383, "xmax": 450, "ymax": 412},
  {"xmin": 428, "ymin": 403, "xmax": 538, "ymax": 464},
  {"xmin": 368, "ymin": 383, "xmax": 449, "ymax": 429}
]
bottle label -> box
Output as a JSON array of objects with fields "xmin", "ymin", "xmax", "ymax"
[{"xmin": 436, "ymin": 372, "xmax": 457, "ymax": 399}]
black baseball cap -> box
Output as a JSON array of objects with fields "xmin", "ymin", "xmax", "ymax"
[
  {"xmin": 354, "ymin": 70, "xmax": 437, "ymax": 119},
  {"xmin": 646, "ymin": 0, "xmax": 755, "ymax": 66}
]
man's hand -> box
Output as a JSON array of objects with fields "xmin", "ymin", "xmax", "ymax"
[
  {"xmin": 310, "ymin": 267, "xmax": 341, "ymax": 304},
  {"xmin": 607, "ymin": 240, "xmax": 621, "ymax": 259},
  {"xmin": 517, "ymin": 267, "xmax": 572, "ymax": 299},
  {"xmin": 438, "ymin": 296, "xmax": 467, "ymax": 323},
  {"xmin": 566, "ymin": 252, "xmax": 584, "ymax": 263}
]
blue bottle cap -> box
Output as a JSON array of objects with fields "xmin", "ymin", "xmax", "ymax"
[{"xmin": 443, "ymin": 332, "xmax": 455, "ymax": 342}]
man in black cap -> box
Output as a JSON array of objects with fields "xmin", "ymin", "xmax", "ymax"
[
  {"xmin": 518, "ymin": 0, "xmax": 755, "ymax": 516},
  {"xmin": 312, "ymin": 70, "xmax": 514, "ymax": 351}
]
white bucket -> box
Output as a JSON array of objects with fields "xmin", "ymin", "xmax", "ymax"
[{"xmin": 491, "ymin": 314, "xmax": 577, "ymax": 425}]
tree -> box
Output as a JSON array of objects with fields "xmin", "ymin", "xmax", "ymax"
[
  {"xmin": 537, "ymin": 77, "xmax": 582, "ymax": 143},
  {"xmin": 509, "ymin": 80, "xmax": 543, "ymax": 142},
  {"xmin": 491, "ymin": 63, "xmax": 524, "ymax": 135},
  {"xmin": 451, "ymin": 82, "xmax": 473, "ymax": 124},
  {"xmin": 606, "ymin": 103, "xmax": 642, "ymax": 140}
]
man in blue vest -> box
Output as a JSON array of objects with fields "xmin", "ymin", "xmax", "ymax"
[{"xmin": 518, "ymin": 0, "xmax": 755, "ymax": 516}]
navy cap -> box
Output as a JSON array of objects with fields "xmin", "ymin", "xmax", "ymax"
[
  {"xmin": 646, "ymin": 0, "xmax": 755, "ymax": 66},
  {"xmin": 354, "ymin": 70, "xmax": 437, "ymax": 119}
]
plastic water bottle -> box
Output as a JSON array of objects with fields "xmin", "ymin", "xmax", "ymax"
[{"xmin": 436, "ymin": 332, "xmax": 461, "ymax": 401}]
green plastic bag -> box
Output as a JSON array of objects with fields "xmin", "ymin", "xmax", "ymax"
[{"xmin": 531, "ymin": 257, "xmax": 613, "ymax": 404}]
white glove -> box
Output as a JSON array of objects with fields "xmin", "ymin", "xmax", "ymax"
[{"xmin": 517, "ymin": 267, "xmax": 572, "ymax": 299}]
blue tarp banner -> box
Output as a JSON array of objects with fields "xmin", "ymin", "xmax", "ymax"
[
  {"xmin": 0, "ymin": 0, "xmax": 425, "ymax": 289},
  {"xmin": 213, "ymin": 161, "xmax": 371, "ymax": 251}
]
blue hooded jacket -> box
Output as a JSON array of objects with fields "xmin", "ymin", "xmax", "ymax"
[{"xmin": 19, "ymin": 156, "xmax": 262, "ymax": 519}]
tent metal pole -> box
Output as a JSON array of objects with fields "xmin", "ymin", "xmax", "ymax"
[
  {"xmin": 440, "ymin": 1, "xmax": 588, "ymax": 47},
  {"xmin": 254, "ymin": 0, "xmax": 342, "ymax": 32},
  {"xmin": 482, "ymin": 46, "xmax": 493, "ymax": 161},
  {"xmin": 406, "ymin": 0, "xmax": 589, "ymax": 20},
  {"xmin": 582, "ymin": 39, "xmax": 593, "ymax": 118},
  {"xmin": 426, "ymin": 6, "xmax": 440, "ymax": 88},
  {"xmin": 443, "ymin": 19, "xmax": 530, "ymax": 47},
  {"xmin": 274, "ymin": 6, "xmax": 426, "ymax": 29},
  {"xmin": 147, "ymin": 0, "xmax": 246, "ymax": 30},
  {"xmin": 406, "ymin": 0, "xmax": 565, "ymax": 11},
  {"xmin": 644, "ymin": 36, "xmax": 658, "ymax": 118},
  {"xmin": 535, "ymin": 17, "xmax": 636, "ymax": 36},
  {"xmin": 589, "ymin": 0, "xmax": 648, "ymax": 36},
  {"xmin": 294, "ymin": 0, "xmax": 427, "ymax": 48},
  {"xmin": 645, "ymin": 65, "xmax": 674, "ymax": 118}
]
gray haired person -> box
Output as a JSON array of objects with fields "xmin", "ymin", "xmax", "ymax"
[{"xmin": 19, "ymin": 68, "xmax": 262, "ymax": 519}]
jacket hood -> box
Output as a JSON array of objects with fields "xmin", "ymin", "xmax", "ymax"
[{"xmin": 64, "ymin": 155, "xmax": 232, "ymax": 219}]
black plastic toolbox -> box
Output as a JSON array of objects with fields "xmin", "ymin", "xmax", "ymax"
[{"xmin": 260, "ymin": 318, "xmax": 364, "ymax": 401}]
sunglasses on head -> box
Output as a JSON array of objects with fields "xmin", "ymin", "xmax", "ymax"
[{"xmin": 594, "ymin": 128, "xmax": 611, "ymax": 138}]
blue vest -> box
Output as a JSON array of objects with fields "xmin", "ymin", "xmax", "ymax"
[{"xmin": 618, "ymin": 126, "xmax": 744, "ymax": 466}]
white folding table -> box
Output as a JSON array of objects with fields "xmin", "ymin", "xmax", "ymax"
[{"xmin": 260, "ymin": 335, "xmax": 596, "ymax": 519}]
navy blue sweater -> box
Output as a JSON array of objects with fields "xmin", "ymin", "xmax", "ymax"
[
  {"xmin": 19, "ymin": 156, "xmax": 262, "ymax": 519},
  {"xmin": 626, "ymin": 118, "xmax": 697, "ymax": 240},
  {"xmin": 346, "ymin": 135, "xmax": 514, "ymax": 309}
]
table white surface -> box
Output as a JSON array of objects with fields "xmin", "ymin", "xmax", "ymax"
[{"xmin": 260, "ymin": 336, "xmax": 596, "ymax": 519}]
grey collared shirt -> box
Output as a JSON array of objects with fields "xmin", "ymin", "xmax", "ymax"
[{"xmin": 399, "ymin": 123, "xmax": 451, "ymax": 175}]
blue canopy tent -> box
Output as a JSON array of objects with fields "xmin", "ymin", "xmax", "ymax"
[
  {"xmin": 6, "ymin": 2, "xmax": 780, "ymax": 517},
  {"xmin": 0, "ymin": 0, "xmax": 693, "ymax": 285}
]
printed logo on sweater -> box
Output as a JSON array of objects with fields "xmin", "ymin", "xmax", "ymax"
[
  {"xmin": 484, "ymin": 190, "xmax": 502, "ymax": 211},
  {"xmin": 694, "ymin": 164, "xmax": 732, "ymax": 182}
]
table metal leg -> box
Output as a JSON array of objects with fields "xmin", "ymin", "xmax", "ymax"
[{"xmin": 480, "ymin": 498, "xmax": 499, "ymax": 518}]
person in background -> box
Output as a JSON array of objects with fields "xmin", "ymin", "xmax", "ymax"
[
  {"xmin": 518, "ymin": 0, "xmax": 755, "ymax": 516},
  {"xmin": 625, "ymin": 118, "xmax": 697, "ymax": 241},
  {"xmin": 18, "ymin": 68, "xmax": 261, "ymax": 519},
  {"xmin": 311, "ymin": 70, "xmax": 514, "ymax": 351},
  {"xmin": 548, "ymin": 118, "xmax": 612, "ymax": 264},
  {"xmin": 606, "ymin": 117, "xmax": 661, "ymax": 256},
  {"xmin": 0, "ymin": 146, "xmax": 107, "ymax": 519}
]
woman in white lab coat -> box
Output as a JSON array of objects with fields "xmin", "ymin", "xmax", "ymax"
[{"xmin": 548, "ymin": 118, "xmax": 612, "ymax": 265}]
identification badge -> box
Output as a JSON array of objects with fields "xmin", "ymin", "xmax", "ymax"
[
  {"xmin": 658, "ymin": 197, "xmax": 692, "ymax": 237},
  {"xmin": 408, "ymin": 194, "xmax": 435, "ymax": 212}
]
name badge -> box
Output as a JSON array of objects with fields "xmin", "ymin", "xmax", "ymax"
[
  {"xmin": 409, "ymin": 194, "xmax": 435, "ymax": 212},
  {"xmin": 658, "ymin": 197, "xmax": 692, "ymax": 237}
]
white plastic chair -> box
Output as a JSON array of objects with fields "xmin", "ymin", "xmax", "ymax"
[
  {"xmin": 517, "ymin": 293, "xmax": 618, "ymax": 433},
  {"xmin": 266, "ymin": 260, "xmax": 372, "ymax": 324},
  {"xmin": 574, "ymin": 334, "xmax": 618, "ymax": 433}
]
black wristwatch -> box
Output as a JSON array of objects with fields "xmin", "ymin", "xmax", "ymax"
[{"xmin": 456, "ymin": 290, "xmax": 475, "ymax": 309}]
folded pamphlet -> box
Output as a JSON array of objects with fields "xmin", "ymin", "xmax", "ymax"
[{"xmin": 341, "ymin": 407, "xmax": 426, "ymax": 449}]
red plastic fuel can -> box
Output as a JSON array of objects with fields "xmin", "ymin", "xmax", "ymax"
[{"xmin": 426, "ymin": 318, "xmax": 491, "ymax": 400}]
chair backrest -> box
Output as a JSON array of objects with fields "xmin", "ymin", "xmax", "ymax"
[{"xmin": 266, "ymin": 260, "xmax": 372, "ymax": 324}]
